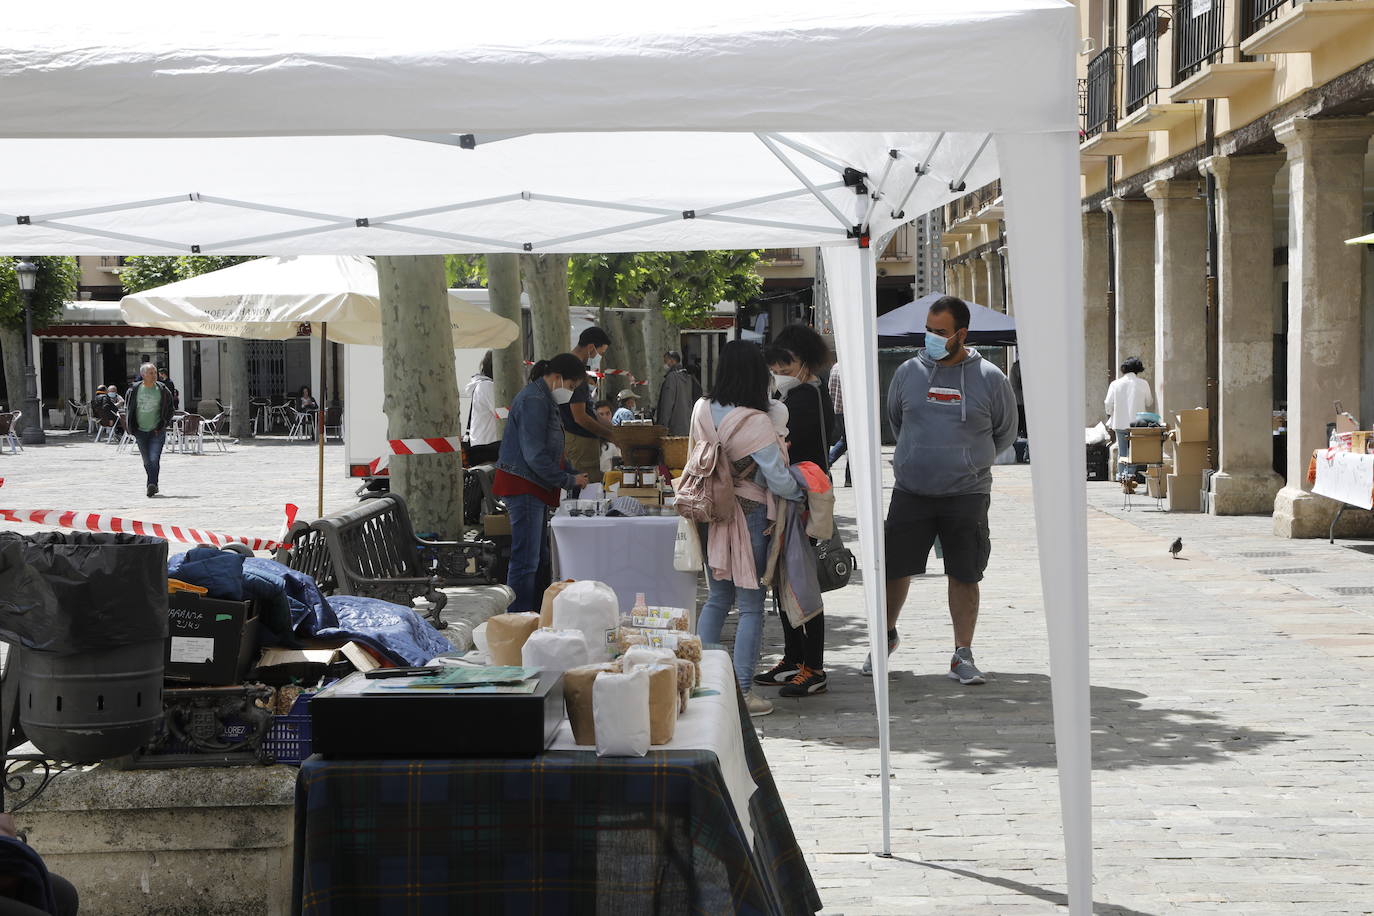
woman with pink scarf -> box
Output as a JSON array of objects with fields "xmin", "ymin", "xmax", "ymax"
[{"xmin": 692, "ymin": 341, "xmax": 803, "ymax": 718}]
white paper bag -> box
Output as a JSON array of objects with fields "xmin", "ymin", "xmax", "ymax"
[
  {"xmin": 521, "ymin": 628, "xmax": 590, "ymax": 672},
  {"xmin": 620, "ymin": 645, "xmax": 677, "ymax": 672},
  {"xmin": 593, "ymin": 669, "xmax": 651, "ymax": 757},
  {"xmin": 552, "ymin": 580, "xmax": 620, "ymax": 663},
  {"xmin": 673, "ymin": 517, "xmax": 703, "ymax": 572}
]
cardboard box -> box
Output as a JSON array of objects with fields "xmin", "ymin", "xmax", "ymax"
[
  {"xmin": 165, "ymin": 593, "xmax": 259, "ymax": 686},
  {"xmin": 1173, "ymin": 408, "xmax": 1209, "ymax": 443},
  {"xmin": 483, "ymin": 513, "xmax": 511, "ymax": 537},
  {"xmin": 1166, "ymin": 474, "xmax": 1202, "ymax": 512},
  {"xmin": 617, "ymin": 486, "xmax": 662, "ymax": 507},
  {"xmin": 1170, "ymin": 441, "xmax": 1211, "ymax": 476},
  {"xmin": 1146, "ymin": 475, "xmax": 1167, "ymax": 499},
  {"xmin": 1127, "ymin": 428, "xmax": 1167, "ymax": 465}
]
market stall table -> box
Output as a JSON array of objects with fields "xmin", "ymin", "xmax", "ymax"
[
  {"xmin": 291, "ymin": 650, "xmax": 819, "ymax": 915},
  {"xmin": 550, "ymin": 512, "xmax": 698, "ymax": 615},
  {"xmin": 1309, "ymin": 448, "xmax": 1374, "ymax": 542}
]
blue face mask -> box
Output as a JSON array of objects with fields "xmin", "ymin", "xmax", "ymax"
[{"xmin": 924, "ymin": 331, "xmax": 951, "ymax": 361}]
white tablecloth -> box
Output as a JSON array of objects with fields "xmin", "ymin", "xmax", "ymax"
[
  {"xmin": 549, "ymin": 514, "xmax": 698, "ymax": 615},
  {"xmin": 548, "ymin": 649, "xmax": 758, "ymax": 844}
]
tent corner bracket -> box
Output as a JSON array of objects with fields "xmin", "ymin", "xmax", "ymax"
[{"xmin": 843, "ymin": 167, "xmax": 868, "ymax": 194}]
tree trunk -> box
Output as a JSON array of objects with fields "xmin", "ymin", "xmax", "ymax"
[
  {"xmin": 600, "ymin": 310, "xmax": 630, "ymax": 406},
  {"xmin": 642, "ymin": 294, "xmax": 680, "ymax": 414},
  {"xmin": 222, "ymin": 338, "xmax": 252, "ymax": 439},
  {"xmin": 622, "ymin": 313, "xmax": 649, "ymax": 410},
  {"xmin": 0, "ymin": 325, "xmax": 26, "ymax": 415},
  {"xmin": 377, "ymin": 255, "xmax": 465, "ymax": 539},
  {"xmin": 521, "ymin": 254, "xmax": 571, "ymax": 359},
  {"xmin": 486, "ymin": 253, "xmax": 526, "ymax": 420}
]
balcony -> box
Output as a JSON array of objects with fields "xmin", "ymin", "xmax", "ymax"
[
  {"xmin": 1170, "ymin": 0, "xmax": 1276, "ymax": 100},
  {"xmin": 1079, "ymin": 47, "xmax": 1149, "ymax": 158},
  {"xmin": 759, "ymin": 248, "xmax": 803, "ymax": 266},
  {"xmin": 1125, "ymin": 6, "xmax": 1171, "ymax": 113},
  {"xmin": 1240, "ymin": 0, "xmax": 1374, "ymax": 55}
]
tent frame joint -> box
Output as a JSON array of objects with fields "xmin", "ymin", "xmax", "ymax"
[
  {"xmin": 843, "ymin": 167, "xmax": 868, "ymax": 194},
  {"xmin": 15, "ymin": 216, "xmax": 28, "ymax": 225},
  {"xmin": 356, "ymin": 218, "xmax": 370, "ymax": 228},
  {"xmin": 682, "ymin": 209, "xmax": 695, "ymax": 219}
]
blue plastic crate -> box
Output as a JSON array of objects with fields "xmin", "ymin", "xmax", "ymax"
[{"xmin": 263, "ymin": 694, "xmax": 314, "ymax": 765}]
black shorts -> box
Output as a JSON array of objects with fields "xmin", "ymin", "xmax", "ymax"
[{"xmin": 884, "ymin": 490, "xmax": 991, "ymax": 583}]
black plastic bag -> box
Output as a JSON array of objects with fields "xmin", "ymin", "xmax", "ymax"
[{"xmin": 0, "ymin": 532, "xmax": 168, "ymax": 655}]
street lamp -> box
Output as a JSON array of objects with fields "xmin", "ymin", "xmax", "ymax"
[{"xmin": 14, "ymin": 259, "xmax": 45, "ymax": 445}]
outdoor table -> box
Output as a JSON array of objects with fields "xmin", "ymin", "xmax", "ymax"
[
  {"xmin": 291, "ymin": 650, "xmax": 820, "ymax": 915},
  {"xmin": 550, "ymin": 512, "xmax": 698, "ymax": 616},
  {"xmin": 1308, "ymin": 448, "xmax": 1374, "ymax": 542}
]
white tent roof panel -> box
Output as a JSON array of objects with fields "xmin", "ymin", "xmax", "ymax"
[
  {"xmin": 0, "ymin": 132, "xmax": 1002, "ymax": 255},
  {"xmin": 3, "ymin": 1, "xmax": 1077, "ymax": 138}
]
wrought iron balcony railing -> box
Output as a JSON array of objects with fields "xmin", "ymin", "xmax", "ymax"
[
  {"xmin": 1125, "ymin": 6, "xmax": 1170, "ymax": 113},
  {"xmin": 1174, "ymin": 0, "xmax": 1226, "ymax": 83},
  {"xmin": 1243, "ymin": 0, "xmax": 1293, "ymax": 39},
  {"xmin": 1082, "ymin": 48, "xmax": 1121, "ymax": 138}
]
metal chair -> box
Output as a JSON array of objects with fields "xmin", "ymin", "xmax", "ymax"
[
  {"xmin": 0, "ymin": 412, "xmax": 18, "ymax": 455},
  {"xmin": 200, "ymin": 411, "xmax": 230, "ymax": 452},
  {"xmin": 180, "ymin": 414, "xmax": 205, "ymax": 455},
  {"xmin": 323, "ymin": 405, "xmax": 343, "ymax": 443},
  {"xmin": 66, "ymin": 399, "xmax": 89, "ymax": 432},
  {"xmin": 285, "ymin": 407, "xmax": 312, "ymax": 441}
]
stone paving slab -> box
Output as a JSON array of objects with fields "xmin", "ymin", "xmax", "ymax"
[{"xmin": 4, "ymin": 434, "xmax": 1374, "ymax": 913}]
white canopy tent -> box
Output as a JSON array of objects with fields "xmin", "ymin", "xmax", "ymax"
[{"xmin": 1, "ymin": 2, "xmax": 1090, "ymax": 911}]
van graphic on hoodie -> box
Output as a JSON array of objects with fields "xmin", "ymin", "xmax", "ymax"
[{"xmin": 887, "ymin": 347, "xmax": 1019, "ymax": 497}]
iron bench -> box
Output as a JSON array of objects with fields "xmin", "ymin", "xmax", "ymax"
[{"xmin": 277, "ymin": 492, "xmax": 496, "ymax": 629}]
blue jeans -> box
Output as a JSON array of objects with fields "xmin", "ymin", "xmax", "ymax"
[
  {"xmin": 1115, "ymin": 429, "xmax": 1136, "ymax": 480},
  {"xmin": 697, "ymin": 504, "xmax": 770, "ymax": 693},
  {"xmin": 133, "ymin": 429, "xmax": 165, "ymax": 489},
  {"xmin": 505, "ymin": 493, "xmax": 550, "ymax": 612}
]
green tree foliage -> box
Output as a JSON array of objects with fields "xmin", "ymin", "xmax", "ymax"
[
  {"xmin": 119, "ymin": 255, "xmax": 257, "ymax": 294},
  {"xmin": 445, "ymin": 255, "xmax": 487, "ymax": 288},
  {"xmin": 569, "ymin": 251, "xmax": 763, "ymax": 328},
  {"xmin": 0, "ymin": 257, "xmax": 80, "ymax": 329}
]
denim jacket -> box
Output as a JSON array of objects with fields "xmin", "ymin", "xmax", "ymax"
[{"xmin": 498, "ymin": 379, "xmax": 577, "ymax": 491}]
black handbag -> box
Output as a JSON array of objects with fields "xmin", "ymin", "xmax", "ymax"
[
  {"xmin": 814, "ymin": 531, "xmax": 854, "ymax": 592},
  {"xmin": 807, "ymin": 382, "xmax": 853, "ymax": 592}
]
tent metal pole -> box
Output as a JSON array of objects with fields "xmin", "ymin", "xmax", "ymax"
[
  {"xmin": 696, "ymin": 213, "xmax": 847, "ymax": 235},
  {"xmin": 199, "ymin": 223, "xmax": 355, "ymax": 253},
  {"xmin": 533, "ymin": 214, "xmax": 683, "ymax": 249},
  {"xmin": 369, "ymin": 223, "xmax": 526, "ymax": 250},
  {"xmin": 757, "ymin": 133, "xmax": 850, "ymax": 175},
  {"xmin": 692, "ymin": 180, "xmax": 848, "ymax": 216},
  {"xmin": 371, "ymin": 193, "xmax": 527, "ymax": 222},
  {"xmin": 755, "ymin": 133, "xmax": 854, "ymax": 229},
  {"xmin": 318, "ymin": 321, "xmax": 327, "ymax": 519},
  {"xmin": 32, "ymin": 221, "xmax": 188, "ymax": 251},
  {"xmin": 28, "ymin": 194, "xmax": 193, "ymax": 222},
  {"xmin": 860, "ymin": 151, "xmax": 899, "ymax": 231},
  {"xmin": 196, "ymin": 195, "xmax": 362, "ymax": 223},
  {"xmin": 948, "ymin": 133, "xmax": 993, "ymax": 192},
  {"xmin": 526, "ymin": 193, "xmax": 681, "ymax": 216}
]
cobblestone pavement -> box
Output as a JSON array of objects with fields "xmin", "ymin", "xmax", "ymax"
[{"xmin": 5, "ymin": 434, "xmax": 1374, "ymax": 914}]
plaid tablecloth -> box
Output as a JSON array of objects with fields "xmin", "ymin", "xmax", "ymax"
[{"xmin": 291, "ymin": 696, "xmax": 820, "ymax": 915}]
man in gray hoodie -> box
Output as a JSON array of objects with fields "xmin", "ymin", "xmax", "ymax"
[{"xmin": 865, "ymin": 296, "xmax": 1018, "ymax": 685}]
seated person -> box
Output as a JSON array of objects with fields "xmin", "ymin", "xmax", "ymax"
[
  {"xmin": 595, "ymin": 403, "xmax": 622, "ymax": 473},
  {"xmin": 612, "ymin": 389, "xmax": 638, "ymax": 426}
]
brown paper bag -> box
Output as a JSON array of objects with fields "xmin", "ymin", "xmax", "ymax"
[
  {"xmin": 645, "ymin": 664, "xmax": 679, "ymax": 746},
  {"xmin": 486, "ymin": 612, "xmax": 541, "ymax": 666},
  {"xmin": 564, "ymin": 663, "xmax": 614, "ymax": 746},
  {"xmin": 539, "ymin": 580, "xmax": 576, "ymax": 628}
]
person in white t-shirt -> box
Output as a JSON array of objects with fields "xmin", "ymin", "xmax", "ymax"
[
  {"xmin": 1103, "ymin": 357, "xmax": 1154, "ymax": 489},
  {"xmin": 463, "ymin": 352, "xmax": 502, "ymax": 465}
]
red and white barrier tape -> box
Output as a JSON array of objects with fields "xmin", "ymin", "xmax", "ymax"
[
  {"xmin": 388, "ymin": 435, "xmax": 462, "ymax": 456},
  {"xmin": 0, "ymin": 509, "xmax": 293, "ymax": 552},
  {"xmin": 0, "ymin": 481, "xmax": 297, "ymax": 551}
]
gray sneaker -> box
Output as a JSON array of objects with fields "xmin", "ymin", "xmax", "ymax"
[
  {"xmin": 861, "ymin": 631, "xmax": 901, "ymax": 676},
  {"xmin": 947, "ymin": 647, "xmax": 986, "ymax": 685}
]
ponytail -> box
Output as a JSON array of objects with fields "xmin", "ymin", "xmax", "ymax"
[{"xmin": 528, "ymin": 360, "xmax": 552, "ymax": 382}]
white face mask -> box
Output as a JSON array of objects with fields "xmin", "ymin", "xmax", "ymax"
[
  {"xmin": 588, "ymin": 354, "xmax": 602, "ymax": 370},
  {"xmin": 772, "ymin": 373, "xmax": 801, "ymax": 396},
  {"xmin": 551, "ymin": 387, "xmax": 574, "ymax": 405}
]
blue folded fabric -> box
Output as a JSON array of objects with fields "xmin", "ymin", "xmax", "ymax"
[
  {"xmin": 244, "ymin": 557, "xmax": 337, "ymax": 633},
  {"xmin": 315, "ymin": 594, "xmax": 453, "ymax": 666},
  {"xmin": 168, "ymin": 546, "xmax": 245, "ymax": 600}
]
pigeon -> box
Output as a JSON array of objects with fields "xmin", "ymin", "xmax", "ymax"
[{"xmin": 1169, "ymin": 537, "xmax": 1183, "ymax": 559}]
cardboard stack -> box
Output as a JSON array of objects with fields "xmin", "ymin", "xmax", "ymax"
[{"xmin": 1167, "ymin": 408, "xmax": 1211, "ymax": 512}]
